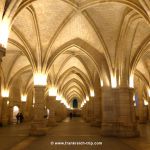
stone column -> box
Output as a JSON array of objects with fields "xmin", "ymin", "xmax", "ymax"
[
  {"xmin": 60, "ymin": 103, "xmax": 66, "ymax": 121},
  {"xmin": 89, "ymin": 97, "xmax": 94, "ymax": 123},
  {"xmin": 0, "ymin": 46, "xmax": 5, "ymax": 125},
  {"xmin": 101, "ymin": 87, "xmax": 139, "ymax": 137},
  {"xmin": 91, "ymin": 95, "xmax": 101, "ymax": 127},
  {"xmin": 7, "ymin": 99, "xmax": 13, "ymax": 124},
  {"xmin": 61, "ymin": 104, "xmax": 67, "ymax": 120},
  {"xmin": 81, "ymin": 105, "xmax": 84, "ymax": 119},
  {"xmin": 55, "ymin": 101, "xmax": 63, "ymax": 122},
  {"xmin": 29, "ymin": 86, "xmax": 48, "ymax": 136},
  {"xmin": 148, "ymin": 98, "xmax": 150, "ymax": 121},
  {"xmin": 144, "ymin": 105, "xmax": 149, "ymax": 122},
  {"xmin": 21, "ymin": 102, "xmax": 26, "ymax": 120},
  {"xmin": 91, "ymin": 75, "xmax": 102, "ymax": 127},
  {"xmin": 1, "ymin": 97, "xmax": 9, "ymax": 126},
  {"xmin": 47, "ymin": 96, "xmax": 57, "ymax": 126},
  {"xmin": 137, "ymin": 87, "xmax": 146, "ymax": 123},
  {"xmin": 85, "ymin": 102, "xmax": 91, "ymax": 122},
  {"xmin": 83, "ymin": 105, "xmax": 87, "ymax": 120}
]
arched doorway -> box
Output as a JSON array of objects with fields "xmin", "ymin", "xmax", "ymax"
[
  {"xmin": 72, "ymin": 99, "xmax": 78, "ymax": 108},
  {"xmin": 13, "ymin": 106, "xmax": 19, "ymax": 122}
]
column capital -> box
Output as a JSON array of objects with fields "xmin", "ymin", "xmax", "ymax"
[
  {"xmin": 34, "ymin": 85, "xmax": 46, "ymax": 88},
  {"xmin": 2, "ymin": 97, "xmax": 9, "ymax": 101}
]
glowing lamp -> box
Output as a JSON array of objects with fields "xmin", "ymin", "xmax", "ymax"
[
  {"xmin": 0, "ymin": 21, "xmax": 9, "ymax": 48},
  {"xmin": 33, "ymin": 97, "xmax": 35, "ymax": 104},
  {"xmin": 48, "ymin": 87, "xmax": 57, "ymax": 96},
  {"xmin": 129, "ymin": 74, "xmax": 134, "ymax": 88},
  {"xmin": 134, "ymin": 102, "xmax": 136, "ymax": 107},
  {"xmin": 21, "ymin": 95, "xmax": 27, "ymax": 102},
  {"xmin": 111, "ymin": 75, "xmax": 117, "ymax": 88},
  {"xmin": 148, "ymin": 89, "xmax": 150, "ymax": 97},
  {"xmin": 1, "ymin": 89, "xmax": 9, "ymax": 98},
  {"xmin": 86, "ymin": 96, "xmax": 89, "ymax": 101},
  {"xmin": 133, "ymin": 94, "xmax": 135, "ymax": 101},
  {"xmin": 61, "ymin": 97, "xmax": 66, "ymax": 104},
  {"xmin": 66, "ymin": 105, "xmax": 70, "ymax": 109},
  {"xmin": 7, "ymin": 101, "xmax": 9, "ymax": 105},
  {"xmin": 90, "ymin": 89, "xmax": 95, "ymax": 97},
  {"xmin": 34, "ymin": 73, "xmax": 47, "ymax": 86},
  {"xmin": 144, "ymin": 100, "xmax": 148, "ymax": 106},
  {"xmin": 100, "ymin": 79, "xmax": 103, "ymax": 87},
  {"xmin": 56, "ymin": 94, "xmax": 62, "ymax": 101}
]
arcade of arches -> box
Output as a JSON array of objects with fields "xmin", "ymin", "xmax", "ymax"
[{"xmin": 0, "ymin": 0, "xmax": 150, "ymax": 149}]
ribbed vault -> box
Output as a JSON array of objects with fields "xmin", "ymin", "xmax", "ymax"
[{"xmin": 0, "ymin": 0, "xmax": 150, "ymax": 108}]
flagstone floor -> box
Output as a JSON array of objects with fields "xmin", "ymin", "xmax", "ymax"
[{"xmin": 0, "ymin": 118, "xmax": 150, "ymax": 150}]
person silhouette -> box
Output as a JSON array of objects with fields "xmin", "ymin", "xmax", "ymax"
[
  {"xmin": 16, "ymin": 113, "xmax": 20, "ymax": 124},
  {"xmin": 19, "ymin": 113, "xmax": 24, "ymax": 123},
  {"xmin": 69, "ymin": 112, "xmax": 73, "ymax": 119}
]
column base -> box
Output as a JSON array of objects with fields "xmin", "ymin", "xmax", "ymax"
[
  {"xmin": 56, "ymin": 116, "xmax": 63, "ymax": 122},
  {"xmin": 29, "ymin": 121, "xmax": 48, "ymax": 136},
  {"xmin": 91, "ymin": 120, "xmax": 101, "ymax": 127},
  {"xmin": 101, "ymin": 122, "xmax": 139, "ymax": 137},
  {"xmin": 1, "ymin": 117, "xmax": 8, "ymax": 126},
  {"xmin": 47, "ymin": 118, "xmax": 57, "ymax": 127}
]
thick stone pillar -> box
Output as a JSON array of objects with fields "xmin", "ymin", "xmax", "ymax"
[
  {"xmin": 138, "ymin": 99, "xmax": 146, "ymax": 123},
  {"xmin": 7, "ymin": 100, "xmax": 13, "ymax": 124},
  {"xmin": 101, "ymin": 87, "xmax": 139, "ymax": 137},
  {"xmin": 85, "ymin": 102, "xmax": 91, "ymax": 122},
  {"xmin": 89, "ymin": 97, "xmax": 94, "ymax": 122},
  {"xmin": 137, "ymin": 86, "xmax": 146, "ymax": 123},
  {"xmin": 0, "ymin": 46, "xmax": 5, "ymax": 125},
  {"xmin": 21, "ymin": 102, "xmax": 26, "ymax": 120},
  {"xmin": 55, "ymin": 101, "xmax": 63, "ymax": 122},
  {"xmin": 148, "ymin": 98, "xmax": 150, "ymax": 121},
  {"xmin": 92, "ymin": 75, "xmax": 102, "ymax": 127},
  {"xmin": 1, "ymin": 97, "xmax": 9, "ymax": 126},
  {"xmin": 81, "ymin": 105, "xmax": 85, "ymax": 120},
  {"xmin": 91, "ymin": 96, "xmax": 101, "ymax": 127},
  {"xmin": 29, "ymin": 86, "xmax": 47, "ymax": 136},
  {"xmin": 61, "ymin": 104, "xmax": 67, "ymax": 120},
  {"xmin": 144, "ymin": 105, "xmax": 149, "ymax": 122},
  {"xmin": 47, "ymin": 96, "xmax": 57, "ymax": 126}
]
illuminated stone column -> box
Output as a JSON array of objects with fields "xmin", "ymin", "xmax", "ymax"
[
  {"xmin": 137, "ymin": 87, "xmax": 146, "ymax": 123},
  {"xmin": 101, "ymin": 87, "xmax": 139, "ymax": 137},
  {"xmin": 89, "ymin": 97, "xmax": 94, "ymax": 122},
  {"xmin": 148, "ymin": 99, "xmax": 150, "ymax": 121},
  {"xmin": 1, "ymin": 97, "xmax": 9, "ymax": 126},
  {"xmin": 29, "ymin": 85, "xmax": 47, "ymax": 136},
  {"xmin": 92, "ymin": 76, "xmax": 102, "ymax": 127},
  {"xmin": 82, "ymin": 103, "xmax": 86, "ymax": 120},
  {"xmin": 91, "ymin": 94, "xmax": 102, "ymax": 127},
  {"xmin": 0, "ymin": 46, "xmax": 5, "ymax": 125},
  {"xmin": 21, "ymin": 102, "xmax": 26, "ymax": 119},
  {"xmin": 84, "ymin": 105, "xmax": 87, "ymax": 120},
  {"xmin": 60, "ymin": 103, "xmax": 66, "ymax": 121},
  {"xmin": 85, "ymin": 102, "xmax": 91, "ymax": 122},
  {"xmin": 61, "ymin": 104, "xmax": 67, "ymax": 120},
  {"xmin": 55, "ymin": 101, "xmax": 63, "ymax": 122},
  {"xmin": 147, "ymin": 97, "xmax": 150, "ymax": 121},
  {"xmin": 21, "ymin": 95, "xmax": 27, "ymax": 113},
  {"xmin": 81, "ymin": 105, "xmax": 85, "ymax": 119},
  {"xmin": 8, "ymin": 101, "xmax": 13, "ymax": 124},
  {"xmin": 47, "ymin": 96, "xmax": 57, "ymax": 127}
]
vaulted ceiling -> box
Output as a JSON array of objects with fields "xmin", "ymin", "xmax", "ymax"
[{"xmin": 0, "ymin": 0, "xmax": 150, "ymax": 106}]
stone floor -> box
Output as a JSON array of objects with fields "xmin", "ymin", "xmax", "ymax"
[{"xmin": 0, "ymin": 118, "xmax": 150, "ymax": 150}]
